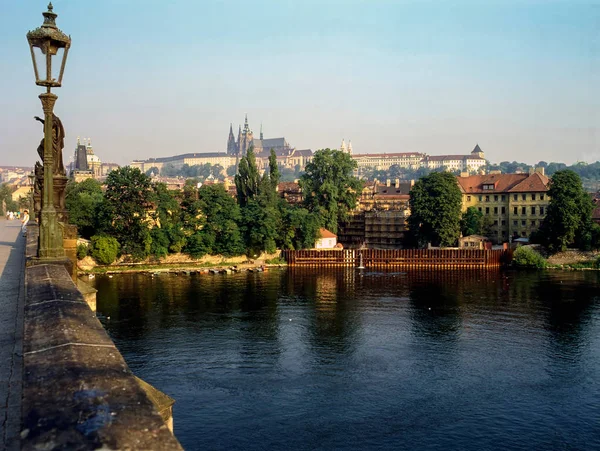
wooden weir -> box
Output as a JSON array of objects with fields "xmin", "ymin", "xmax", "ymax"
[{"xmin": 282, "ymin": 248, "xmax": 509, "ymax": 269}]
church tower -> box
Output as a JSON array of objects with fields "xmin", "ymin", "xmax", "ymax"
[
  {"xmin": 340, "ymin": 139, "xmax": 347, "ymax": 153},
  {"xmin": 227, "ymin": 123, "xmax": 238, "ymax": 156},
  {"xmin": 347, "ymin": 140, "xmax": 353, "ymax": 155},
  {"xmin": 239, "ymin": 114, "xmax": 254, "ymax": 156}
]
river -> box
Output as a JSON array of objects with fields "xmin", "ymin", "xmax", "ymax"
[{"xmin": 93, "ymin": 269, "xmax": 600, "ymax": 450}]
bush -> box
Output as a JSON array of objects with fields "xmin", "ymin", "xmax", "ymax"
[
  {"xmin": 90, "ymin": 235, "xmax": 120, "ymax": 265},
  {"xmin": 76, "ymin": 243, "xmax": 89, "ymax": 260},
  {"xmin": 594, "ymin": 256, "xmax": 600, "ymax": 269},
  {"xmin": 512, "ymin": 246, "xmax": 548, "ymax": 269}
]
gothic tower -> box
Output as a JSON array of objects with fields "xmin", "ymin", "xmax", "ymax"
[{"xmin": 227, "ymin": 123, "xmax": 238, "ymax": 156}]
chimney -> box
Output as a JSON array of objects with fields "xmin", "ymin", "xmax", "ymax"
[
  {"xmin": 395, "ymin": 178, "xmax": 400, "ymax": 188},
  {"xmin": 460, "ymin": 171, "xmax": 468, "ymax": 178},
  {"xmin": 535, "ymin": 167, "xmax": 545, "ymax": 176},
  {"xmin": 386, "ymin": 179, "xmax": 391, "ymax": 187},
  {"xmin": 529, "ymin": 167, "xmax": 535, "ymax": 175}
]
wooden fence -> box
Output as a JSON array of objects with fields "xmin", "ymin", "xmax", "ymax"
[{"xmin": 282, "ymin": 248, "xmax": 510, "ymax": 269}]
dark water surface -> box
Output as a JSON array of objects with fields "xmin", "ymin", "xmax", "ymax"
[{"xmin": 93, "ymin": 269, "xmax": 600, "ymax": 451}]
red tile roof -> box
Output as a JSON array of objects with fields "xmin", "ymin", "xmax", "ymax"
[
  {"xmin": 456, "ymin": 172, "xmax": 549, "ymax": 194},
  {"xmin": 508, "ymin": 172, "xmax": 550, "ymax": 192},
  {"xmin": 319, "ymin": 228, "xmax": 337, "ymax": 238}
]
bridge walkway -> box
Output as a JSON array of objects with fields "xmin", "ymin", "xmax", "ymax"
[{"xmin": 0, "ymin": 218, "xmax": 25, "ymax": 451}]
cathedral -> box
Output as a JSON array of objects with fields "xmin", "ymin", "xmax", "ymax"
[{"xmin": 227, "ymin": 115, "xmax": 291, "ymax": 157}]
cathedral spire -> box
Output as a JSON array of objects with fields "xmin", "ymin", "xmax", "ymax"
[
  {"xmin": 348, "ymin": 140, "xmax": 353, "ymax": 155},
  {"xmin": 340, "ymin": 138, "xmax": 347, "ymax": 153},
  {"xmin": 260, "ymin": 123, "xmax": 263, "ymax": 140}
]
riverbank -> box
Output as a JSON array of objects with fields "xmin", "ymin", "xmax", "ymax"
[{"xmin": 77, "ymin": 252, "xmax": 286, "ymax": 275}]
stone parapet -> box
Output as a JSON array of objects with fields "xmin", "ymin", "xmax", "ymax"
[{"xmin": 22, "ymin": 251, "xmax": 182, "ymax": 449}]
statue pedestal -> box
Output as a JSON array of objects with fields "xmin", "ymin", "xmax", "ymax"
[{"xmin": 53, "ymin": 175, "xmax": 69, "ymax": 223}]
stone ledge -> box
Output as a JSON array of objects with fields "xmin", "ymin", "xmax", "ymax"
[{"xmin": 23, "ymin": 262, "xmax": 182, "ymax": 450}]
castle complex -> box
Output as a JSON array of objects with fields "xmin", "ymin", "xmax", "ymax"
[{"xmin": 227, "ymin": 114, "xmax": 292, "ymax": 157}]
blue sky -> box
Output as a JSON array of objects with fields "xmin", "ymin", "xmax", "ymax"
[{"xmin": 1, "ymin": 0, "xmax": 598, "ymax": 167}]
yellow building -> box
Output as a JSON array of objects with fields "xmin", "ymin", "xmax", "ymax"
[{"xmin": 457, "ymin": 169, "xmax": 550, "ymax": 243}]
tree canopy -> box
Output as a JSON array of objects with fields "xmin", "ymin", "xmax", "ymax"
[
  {"xmin": 408, "ymin": 171, "xmax": 463, "ymax": 247},
  {"xmin": 101, "ymin": 166, "xmax": 154, "ymax": 260},
  {"xmin": 299, "ymin": 148, "xmax": 363, "ymax": 234},
  {"xmin": 65, "ymin": 178, "xmax": 104, "ymax": 239},
  {"xmin": 461, "ymin": 206, "xmax": 484, "ymax": 237},
  {"xmin": 536, "ymin": 170, "xmax": 594, "ymax": 252}
]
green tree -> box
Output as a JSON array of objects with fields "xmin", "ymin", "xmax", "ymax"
[
  {"xmin": 235, "ymin": 148, "xmax": 261, "ymax": 207},
  {"xmin": 279, "ymin": 206, "xmax": 321, "ymax": 249},
  {"xmin": 101, "ymin": 166, "xmax": 154, "ymax": 260},
  {"xmin": 90, "ymin": 235, "xmax": 120, "ymax": 265},
  {"xmin": 299, "ymin": 148, "xmax": 363, "ymax": 234},
  {"xmin": 196, "ymin": 184, "xmax": 245, "ymax": 256},
  {"xmin": 0, "ymin": 183, "xmax": 17, "ymax": 216},
  {"xmin": 538, "ymin": 170, "xmax": 593, "ymax": 252},
  {"xmin": 408, "ymin": 172, "xmax": 462, "ymax": 247},
  {"xmin": 460, "ymin": 206, "xmax": 484, "ymax": 237},
  {"xmin": 65, "ymin": 178, "xmax": 104, "ymax": 239},
  {"xmin": 149, "ymin": 183, "xmax": 185, "ymax": 257}
]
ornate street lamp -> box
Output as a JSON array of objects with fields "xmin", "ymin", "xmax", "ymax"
[{"xmin": 27, "ymin": 3, "xmax": 71, "ymax": 258}]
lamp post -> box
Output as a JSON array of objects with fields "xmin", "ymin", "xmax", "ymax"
[{"xmin": 27, "ymin": 3, "xmax": 71, "ymax": 258}]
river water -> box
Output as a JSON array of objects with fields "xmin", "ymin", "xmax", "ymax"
[{"xmin": 93, "ymin": 269, "xmax": 600, "ymax": 450}]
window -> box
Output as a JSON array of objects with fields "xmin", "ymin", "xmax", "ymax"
[
  {"xmin": 501, "ymin": 207, "xmax": 506, "ymax": 214},
  {"xmin": 540, "ymin": 195, "xmax": 545, "ymax": 200},
  {"xmin": 485, "ymin": 196, "xmax": 490, "ymax": 202},
  {"xmin": 502, "ymin": 231, "xmax": 507, "ymax": 237},
  {"xmin": 494, "ymin": 207, "xmax": 498, "ymax": 214},
  {"xmin": 514, "ymin": 207, "xmax": 518, "ymax": 215},
  {"xmin": 531, "ymin": 220, "xmax": 536, "ymax": 226},
  {"xmin": 522, "ymin": 194, "xmax": 526, "ymax": 201},
  {"xmin": 540, "ymin": 207, "xmax": 545, "ymax": 215},
  {"xmin": 521, "ymin": 232, "xmax": 526, "ymax": 237},
  {"xmin": 494, "ymin": 195, "xmax": 498, "ymax": 201},
  {"xmin": 531, "ymin": 207, "xmax": 536, "ymax": 215},
  {"xmin": 479, "ymin": 195, "xmax": 483, "ymax": 202},
  {"xmin": 501, "ymin": 195, "xmax": 506, "ymax": 201},
  {"xmin": 513, "ymin": 195, "xmax": 518, "ymax": 201},
  {"xmin": 513, "ymin": 220, "xmax": 518, "ymax": 226},
  {"xmin": 521, "ymin": 207, "xmax": 526, "ymax": 215},
  {"xmin": 478, "ymin": 207, "xmax": 482, "ymax": 212},
  {"xmin": 467, "ymin": 195, "xmax": 471, "ymax": 201},
  {"xmin": 486, "ymin": 207, "xmax": 490, "ymax": 214},
  {"xmin": 493, "ymin": 220, "xmax": 498, "ymax": 226},
  {"xmin": 532, "ymin": 194, "xmax": 536, "ymax": 201},
  {"xmin": 502, "ymin": 220, "xmax": 506, "ymax": 226},
  {"xmin": 521, "ymin": 220, "xmax": 526, "ymax": 226}
]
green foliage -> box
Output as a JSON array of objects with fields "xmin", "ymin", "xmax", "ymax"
[
  {"xmin": 226, "ymin": 165, "xmax": 237, "ymax": 177},
  {"xmin": 461, "ymin": 207, "xmax": 484, "ymax": 237},
  {"xmin": 279, "ymin": 206, "xmax": 321, "ymax": 249},
  {"xmin": 196, "ymin": 184, "xmax": 245, "ymax": 256},
  {"xmin": 90, "ymin": 235, "xmax": 120, "ymax": 265},
  {"xmin": 65, "ymin": 178, "xmax": 104, "ymax": 239},
  {"xmin": 151, "ymin": 183, "xmax": 186, "ymax": 256},
  {"xmin": 299, "ymin": 148, "xmax": 363, "ymax": 234},
  {"xmin": 537, "ymin": 170, "xmax": 593, "ymax": 253},
  {"xmin": 76, "ymin": 243, "xmax": 89, "ymax": 260},
  {"xmin": 265, "ymin": 256, "xmax": 286, "ymax": 264},
  {"xmin": 408, "ymin": 172, "xmax": 463, "ymax": 247},
  {"xmin": 161, "ymin": 162, "xmax": 224, "ymax": 180},
  {"xmin": 235, "ymin": 148, "xmax": 261, "ymax": 207},
  {"xmin": 512, "ymin": 246, "xmax": 548, "ymax": 269},
  {"xmin": 102, "ymin": 166, "xmax": 154, "ymax": 260},
  {"xmin": 0, "ymin": 183, "xmax": 17, "ymax": 216}
]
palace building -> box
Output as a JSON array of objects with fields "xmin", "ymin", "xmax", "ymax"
[{"xmin": 457, "ymin": 168, "xmax": 550, "ymax": 242}]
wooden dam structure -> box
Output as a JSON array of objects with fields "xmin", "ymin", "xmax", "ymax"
[{"xmin": 282, "ymin": 248, "xmax": 510, "ymax": 269}]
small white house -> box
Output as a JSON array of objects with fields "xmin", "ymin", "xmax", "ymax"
[{"xmin": 315, "ymin": 228, "xmax": 337, "ymax": 249}]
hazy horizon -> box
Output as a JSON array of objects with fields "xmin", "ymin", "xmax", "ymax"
[{"xmin": 1, "ymin": 1, "xmax": 598, "ymax": 167}]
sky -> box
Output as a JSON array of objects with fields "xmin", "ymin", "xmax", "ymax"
[{"xmin": 1, "ymin": 0, "xmax": 598, "ymax": 167}]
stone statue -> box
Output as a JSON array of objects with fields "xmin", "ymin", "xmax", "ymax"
[{"xmin": 34, "ymin": 114, "xmax": 66, "ymax": 176}]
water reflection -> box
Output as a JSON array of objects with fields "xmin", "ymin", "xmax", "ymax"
[{"xmin": 93, "ymin": 269, "xmax": 600, "ymax": 451}]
